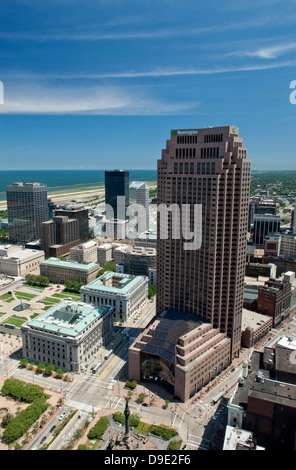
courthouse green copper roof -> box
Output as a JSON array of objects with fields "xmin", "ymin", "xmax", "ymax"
[
  {"xmin": 26, "ymin": 300, "xmax": 110, "ymax": 337},
  {"xmin": 40, "ymin": 257, "xmax": 98, "ymax": 271},
  {"xmin": 83, "ymin": 271, "xmax": 145, "ymax": 295}
]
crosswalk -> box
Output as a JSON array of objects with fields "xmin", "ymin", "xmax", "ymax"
[
  {"xmin": 187, "ymin": 434, "xmax": 210, "ymax": 450},
  {"xmin": 66, "ymin": 399, "xmax": 99, "ymax": 413}
]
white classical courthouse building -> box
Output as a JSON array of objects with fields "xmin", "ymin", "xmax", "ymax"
[{"xmin": 80, "ymin": 271, "xmax": 148, "ymax": 322}]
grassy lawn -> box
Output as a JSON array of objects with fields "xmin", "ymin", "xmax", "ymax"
[
  {"xmin": 52, "ymin": 293, "xmax": 80, "ymax": 300},
  {"xmin": 14, "ymin": 291, "xmax": 37, "ymax": 300},
  {"xmin": 25, "ymin": 285, "xmax": 48, "ymax": 290},
  {"xmin": 0, "ymin": 293, "xmax": 14, "ymax": 302},
  {"xmin": 0, "ymin": 293, "xmax": 11, "ymax": 299},
  {"xmin": 38, "ymin": 297, "xmax": 61, "ymax": 305},
  {"xmin": 30, "ymin": 313, "xmax": 39, "ymax": 319},
  {"xmin": 3, "ymin": 316, "xmax": 27, "ymax": 327}
]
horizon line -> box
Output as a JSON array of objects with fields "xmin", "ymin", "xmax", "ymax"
[{"xmin": 0, "ymin": 168, "xmax": 296, "ymax": 172}]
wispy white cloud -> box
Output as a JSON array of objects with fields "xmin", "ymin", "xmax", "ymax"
[
  {"xmin": 244, "ymin": 42, "xmax": 296, "ymax": 59},
  {"xmin": 2, "ymin": 13, "xmax": 296, "ymax": 42},
  {"xmin": 0, "ymin": 82, "xmax": 198, "ymax": 115},
  {"xmin": 3, "ymin": 60, "xmax": 293, "ymax": 81}
]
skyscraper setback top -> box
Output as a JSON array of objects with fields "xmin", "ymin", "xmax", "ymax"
[{"xmin": 156, "ymin": 126, "xmax": 251, "ymax": 357}]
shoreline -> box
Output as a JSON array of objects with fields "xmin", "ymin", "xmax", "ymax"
[{"xmin": 0, "ymin": 181, "xmax": 157, "ymax": 210}]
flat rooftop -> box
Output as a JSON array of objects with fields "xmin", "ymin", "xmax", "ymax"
[
  {"xmin": 223, "ymin": 426, "xmax": 256, "ymax": 450},
  {"xmin": 40, "ymin": 257, "xmax": 98, "ymax": 271},
  {"xmin": 242, "ymin": 308, "xmax": 272, "ymax": 330},
  {"xmin": 231, "ymin": 350, "xmax": 296, "ymax": 410},
  {"xmin": 24, "ymin": 300, "xmax": 110, "ymax": 337},
  {"xmin": 0, "ymin": 248, "xmax": 43, "ymax": 261},
  {"xmin": 83, "ymin": 271, "xmax": 145, "ymax": 294}
]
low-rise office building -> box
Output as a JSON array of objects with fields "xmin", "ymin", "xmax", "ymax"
[
  {"xmin": 40, "ymin": 215, "xmax": 81, "ymax": 258},
  {"xmin": 101, "ymin": 218, "xmax": 128, "ymax": 240},
  {"xmin": 113, "ymin": 244, "xmax": 156, "ymax": 276},
  {"xmin": 280, "ymin": 233, "xmax": 296, "ymax": 259},
  {"xmin": 128, "ymin": 310, "xmax": 231, "ymax": 402},
  {"xmin": 97, "ymin": 243, "xmax": 114, "ymax": 266},
  {"xmin": 241, "ymin": 309, "xmax": 273, "ymax": 348},
  {"xmin": 81, "ymin": 271, "xmax": 148, "ymax": 322},
  {"xmin": 257, "ymin": 278, "xmax": 292, "ymax": 327},
  {"xmin": 223, "ymin": 426, "xmax": 264, "ymax": 450},
  {"xmin": 245, "ymin": 262, "xmax": 277, "ymax": 279},
  {"xmin": 69, "ymin": 240, "xmax": 98, "ymax": 264},
  {"xmin": 0, "ymin": 245, "xmax": 45, "ymax": 277},
  {"xmin": 21, "ymin": 300, "xmax": 114, "ymax": 373},
  {"xmin": 40, "ymin": 257, "xmax": 100, "ymax": 284}
]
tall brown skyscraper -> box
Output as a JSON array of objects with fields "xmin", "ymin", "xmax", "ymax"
[{"xmin": 156, "ymin": 126, "xmax": 251, "ymax": 357}]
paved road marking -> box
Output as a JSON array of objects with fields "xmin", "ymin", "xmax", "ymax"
[
  {"xmin": 66, "ymin": 399, "xmax": 98, "ymax": 413},
  {"xmin": 98, "ymin": 345, "xmax": 126, "ymax": 381}
]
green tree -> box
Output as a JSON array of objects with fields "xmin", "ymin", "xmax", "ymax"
[
  {"xmin": 87, "ymin": 416, "xmax": 109, "ymax": 439},
  {"xmin": 137, "ymin": 393, "xmax": 146, "ymax": 404},
  {"xmin": 36, "ymin": 363, "xmax": 46, "ymax": 373},
  {"xmin": 148, "ymin": 284, "xmax": 156, "ymax": 298},
  {"xmin": 1, "ymin": 413, "xmax": 14, "ymax": 428},
  {"xmin": 44, "ymin": 364, "xmax": 55, "ymax": 376},
  {"xmin": 56, "ymin": 368, "xmax": 64, "ymax": 378},
  {"xmin": 19, "ymin": 358, "xmax": 28, "ymax": 368}
]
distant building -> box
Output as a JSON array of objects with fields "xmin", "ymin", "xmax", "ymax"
[
  {"xmin": 97, "ymin": 243, "xmax": 113, "ymax": 266},
  {"xmin": 223, "ymin": 426, "xmax": 264, "ymax": 450},
  {"xmin": 257, "ymin": 278, "xmax": 292, "ymax": 327},
  {"xmin": 264, "ymin": 233, "xmax": 281, "ymax": 257},
  {"xmin": 241, "ymin": 309, "xmax": 273, "ymax": 348},
  {"xmin": 40, "ymin": 257, "xmax": 100, "ymax": 284},
  {"xmin": 69, "ymin": 240, "xmax": 98, "ymax": 264},
  {"xmin": 54, "ymin": 203, "xmax": 89, "ymax": 243},
  {"xmin": 21, "ymin": 300, "xmax": 114, "ymax": 373},
  {"xmin": 101, "ymin": 218, "xmax": 128, "ymax": 240},
  {"xmin": 249, "ymin": 200, "xmax": 277, "ymax": 228},
  {"xmin": 245, "ymin": 262, "xmax": 277, "ymax": 279},
  {"xmin": 227, "ymin": 344, "xmax": 296, "ymax": 450},
  {"xmin": 129, "ymin": 181, "xmax": 149, "ymax": 231},
  {"xmin": 253, "ymin": 214, "xmax": 281, "ymax": 246},
  {"xmin": 291, "ymin": 198, "xmax": 296, "ymax": 235},
  {"xmin": 81, "ymin": 271, "xmax": 148, "ymax": 322},
  {"xmin": 105, "ymin": 170, "xmax": 129, "ymax": 220},
  {"xmin": 264, "ymin": 256, "xmax": 296, "ymax": 277},
  {"xmin": 148, "ymin": 268, "xmax": 156, "ymax": 286},
  {"xmin": 280, "ymin": 233, "xmax": 296, "ymax": 259},
  {"xmin": 7, "ymin": 182, "xmax": 48, "ymax": 242},
  {"xmin": 134, "ymin": 231, "xmax": 157, "ymax": 248},
  {"xmin": 113, "ymin": 244, "xmax": 156, "ymax": 277},
  {"xmin": 40, "ymin": 216, "xmax": 80, "ymax": 258},
  {"xmin": 0, "ymin": 245, "xmax": 45, "ymax": 277},
  {"xmin": 243, "ymin": 284, "xmax": 259, "ymax": 312}
]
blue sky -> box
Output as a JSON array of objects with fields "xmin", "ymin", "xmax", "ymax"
[{"xmin": 0, "ymin": 0, "xmax": 296, "ymax": 170}]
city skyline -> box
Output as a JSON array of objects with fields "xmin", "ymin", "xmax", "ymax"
[{"xmin": 0, "ymin": 0, "xmax": 295, "ymax": 171}]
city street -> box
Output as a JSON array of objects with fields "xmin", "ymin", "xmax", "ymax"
[{"xmin": 1, "ymin": 279, "xmax": 296, "ymax": 450}]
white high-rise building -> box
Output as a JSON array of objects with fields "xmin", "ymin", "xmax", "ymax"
[{"xmin": 129, "ymin": 181, "xmax": 149, "ymax": 232}]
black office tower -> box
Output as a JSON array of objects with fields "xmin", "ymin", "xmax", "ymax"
[{"xmin": 105, "ymin": 170, "xmax": 129, "ymax": 220}]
